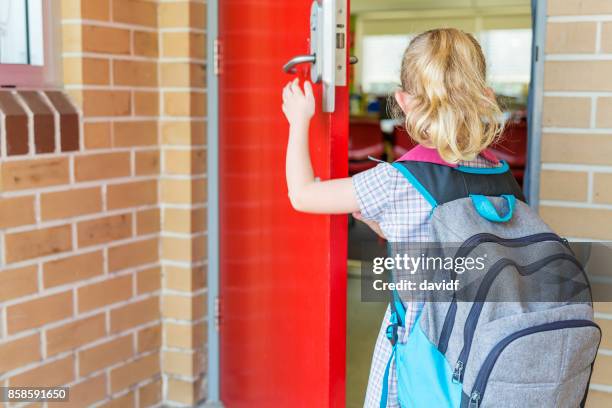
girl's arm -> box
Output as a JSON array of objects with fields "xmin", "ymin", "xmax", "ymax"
[{"xmin": 282, "ymin": 79, "xmax": 360, "ymax": 214}]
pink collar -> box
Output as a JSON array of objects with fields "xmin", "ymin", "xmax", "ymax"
[{"xmin": 395, "ymin": 145, "xmax": 499, "ymax": 167}]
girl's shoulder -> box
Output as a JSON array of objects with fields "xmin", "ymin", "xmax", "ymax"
[
  {"xmin": 352, "ymin": 161, "xmax": 412, "ymax": 221},
  {"xmin": 353, "ymin": 161, "xmax": 405, "ymax": 190}
]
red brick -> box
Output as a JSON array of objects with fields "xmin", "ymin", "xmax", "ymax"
[{"xmin": 7, "ymin": 291, "xmax": 73, "ymax": 334}]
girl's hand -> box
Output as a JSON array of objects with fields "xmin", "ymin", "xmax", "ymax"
[
  {"xmin": 282, "ymin": 78, "xmax": 315, "ymax": 128},
  {"xmin": 283, "ymin": 77, "xmax": 359, "ymax": 214}
]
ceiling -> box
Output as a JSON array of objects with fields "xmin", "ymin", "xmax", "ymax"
[{"xmin": 351, "ymin": 0, "xmax": 531, "ymax": 13}]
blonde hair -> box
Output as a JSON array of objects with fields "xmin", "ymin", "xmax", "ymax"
[{"xmin": 392, "ymin": 28, "xmax": 503, "ymax": 163}]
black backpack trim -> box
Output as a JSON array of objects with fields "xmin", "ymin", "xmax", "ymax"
[{"xmin": 392, "ymin": 160, "xmax": 526, "ymax": 207}]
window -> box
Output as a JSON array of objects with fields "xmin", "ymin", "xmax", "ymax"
[
  {"xmin": 0, "ymin": 0, "xmax": 59, "ymax": 87},
  {"xmin": 361, "ymin": 35, "xmax": 411, "ymax": 94},
  {"xmin": 361, "ymin": 28, "xmax": 532, "ymax": 101},
  {"xmin": 479, "ymin": 29, "xmax": 532, "ymax": 102}
]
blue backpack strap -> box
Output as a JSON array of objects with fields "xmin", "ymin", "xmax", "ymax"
[
  {"xmin": 380, "ymin": 345, "xmax": 396, "ymax": 408},
  {"xmin": 381, "ymin": 290, "xmax": 404, "ymax": 407},
  {"xmin": 391, "ymin": 289, "xmax": 406, "ymax": 327},
  {"xmin": 385, "ymin": 238, "xmax": 407, "ymax": 346},
  {"xmin": 470, "ymin": 194, "xmax": 516, "ymax": 223},
  {"xmin": 391, "ymin": 162, "xmax": 438, "ymax": 208},
  {"xmin": 386, "ymin": 289, "xmax": 407, "ymax": 344},
  {"xmin": 455, "ymin": 160, "xmax": 510, "ymax": 174}
]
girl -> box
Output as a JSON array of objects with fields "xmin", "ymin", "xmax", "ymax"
[{"xmin": 282, "ymin": 28, "xmax": 503, "ymax": 407}]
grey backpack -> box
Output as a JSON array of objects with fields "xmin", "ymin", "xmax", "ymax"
[{"xmin": 379, "ymin": 159, "xmax": 601, "ymax": 408}]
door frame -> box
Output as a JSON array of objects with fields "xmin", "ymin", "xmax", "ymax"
[
  {"xmin": 206, "ymin": 0, "xmax": 221, "ymax": 404},
  {"xmin": 525, "ymin": 0, "xmax": 547, "ymax": 208}
]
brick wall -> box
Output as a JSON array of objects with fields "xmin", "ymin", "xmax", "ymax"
[
  {"xmin": 541, "ymin": 1, "xmax": 612, "ymax": 405},
  {"xmin": 0, "ymin": 1, "xmax": 207, "ymax": 407},
  {"xmin": 158, "ymin": 1, "xmax": 207, "ymax": 406}
]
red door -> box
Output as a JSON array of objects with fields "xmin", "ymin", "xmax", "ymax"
[{"xmin": 219, "ymin": 1, "xmax": 349, "ymax": 407}]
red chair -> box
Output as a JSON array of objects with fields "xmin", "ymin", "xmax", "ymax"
[
  {"xmin": 489, "ymin": 112, "xmax": 527, "ymax": 185},
  {"xmin": 392, "ymin": 125, "xmax": 417, "ymax": 160},
  {"xmin": 348, "ymin": 117, "xmax": 385, "ymax": 175}
]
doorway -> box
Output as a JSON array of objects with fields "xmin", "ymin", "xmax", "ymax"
[
  {"xmin": 212, "ymin": 0, "xmax": 545, "ymax": 405},
  {"xmin": 345, "ymin": 1, "xmax": 534, "ymax": 406}
]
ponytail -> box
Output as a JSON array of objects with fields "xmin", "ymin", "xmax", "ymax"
[{"xmin": 391, "ymin": 28, "xmax": 503, "ymax": 163}]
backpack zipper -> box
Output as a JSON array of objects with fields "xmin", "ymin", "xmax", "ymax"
[
  {"xmin": 439, "ymin": 232, "xmax": 569, "ymax": 355},
  {"xmin": 467, "ymin": 391, "xmax": 480, "ymax": 408},
  {"xmin": 465, "ymin": 320, "xmax": 599, "ymax": 408},
  {"xmin": 453, "ymin": 253, "xmax": 584, "ymax": 384}
]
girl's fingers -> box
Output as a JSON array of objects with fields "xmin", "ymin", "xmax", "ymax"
[
  {"xmin": 290, "ymin": 78, "xmax": 303, "ymax": 95},
  {"xmin": 282, "ymin": 83, "xmax": 292, "ymax": 99},
  {"xmin": 304, "ymin": 81, "xmax": 313, "ymax": 99}
]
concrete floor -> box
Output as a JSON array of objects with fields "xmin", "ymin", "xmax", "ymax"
[{"xmin": 347, "ymin": 266, "xmax": 387, "ymax": 407}]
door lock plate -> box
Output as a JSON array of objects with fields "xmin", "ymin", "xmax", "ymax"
[{"xmin": 283, "ymin": 0, "xmax": 348, "ymax": 113}]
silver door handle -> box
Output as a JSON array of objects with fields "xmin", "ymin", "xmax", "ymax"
[
  {"xmin": 283, "ymin": 55, "xmax": 316, "ymax": 74},
  {"xmin": 350, "ymin": 56, "xmax": 358, "ymax": 65}
]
